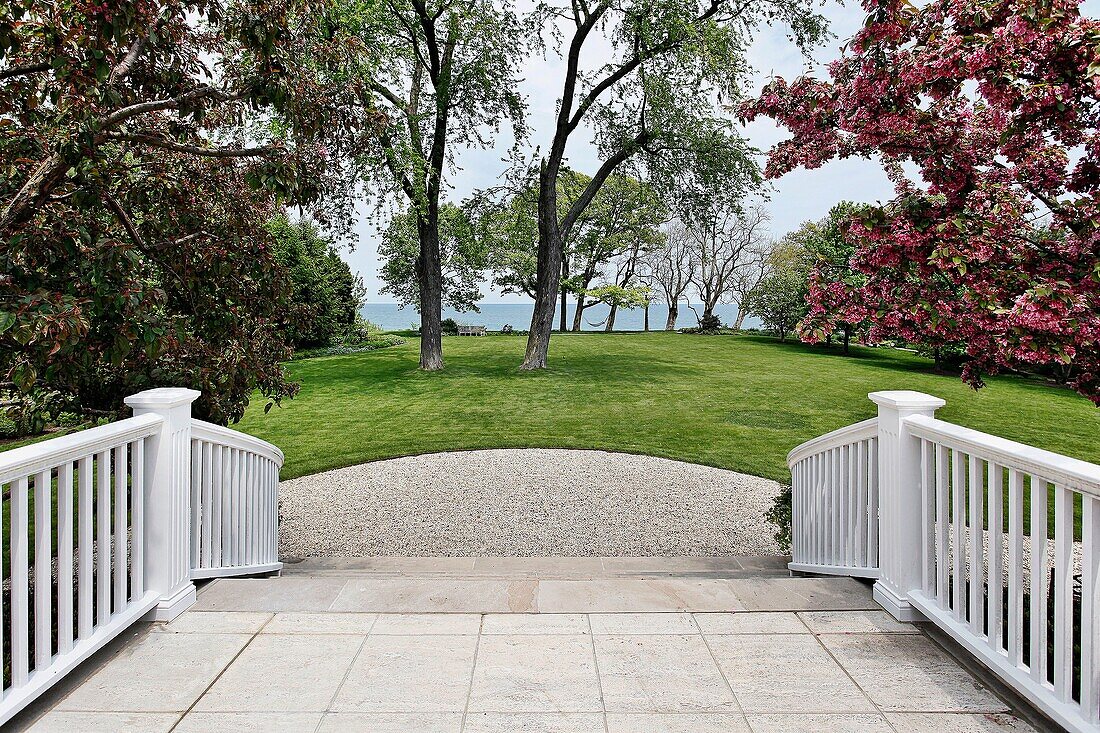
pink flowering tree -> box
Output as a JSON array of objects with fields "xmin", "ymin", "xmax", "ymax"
[{"xmin": 742, "ymin": 0, "xmax": 1100, "ymax": 403}]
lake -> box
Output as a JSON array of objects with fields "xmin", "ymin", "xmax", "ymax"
[{"xmin": 361, "ymin": 302, "xmax": 753, "ymax": 332}]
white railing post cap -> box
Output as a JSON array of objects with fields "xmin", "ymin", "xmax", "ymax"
[
  {"xmin": 868, "ymin": 390, "xmax": 946, "ymax": 410},
  {"xmin": 124, "ymin": 388, "xmax": 201, "ymax": 410}
]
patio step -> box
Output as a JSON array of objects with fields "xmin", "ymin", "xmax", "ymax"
[{"xmin": 192, "ymin": 556, "xmax": 879, "ymax": 614}]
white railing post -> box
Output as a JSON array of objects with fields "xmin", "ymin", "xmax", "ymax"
[
  {"xmin": 124, "ymin": 388, "xmax": 201, "ymax": 621},
  {"xmin": 869, "ymin": 390, "xmax": 945, "ymax": 621}
]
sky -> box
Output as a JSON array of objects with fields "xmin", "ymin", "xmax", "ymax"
[{"xmin": 344, "ymin": 1, "xmax": 897, "ymax": 304}]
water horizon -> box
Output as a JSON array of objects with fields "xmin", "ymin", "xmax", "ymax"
[{"xmin": 362, "ymin": 301, "xmax": 757, "ymax": 332}]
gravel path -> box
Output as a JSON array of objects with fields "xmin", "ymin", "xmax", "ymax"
[{"xmin": 278, "ymin": 449, "xmax": 783, "ymax": 557}]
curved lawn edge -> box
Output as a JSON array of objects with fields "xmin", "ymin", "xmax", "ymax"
[{"xmin": 235, "ymin": 333, "xmax": 1100, "ymax": 484}]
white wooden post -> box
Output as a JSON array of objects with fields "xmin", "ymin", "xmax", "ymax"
[
  {"xmin": 870, "ymin": 390, "xmax": 945, "ymax": 621},
  {"xmin": 124, "ymin": 388, "xmax": 201, "ymax": 621}
]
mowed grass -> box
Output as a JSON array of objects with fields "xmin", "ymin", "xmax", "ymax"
[{"xmin": 235, "ymin": 332, "xmax": 1100, "ymax": 483}]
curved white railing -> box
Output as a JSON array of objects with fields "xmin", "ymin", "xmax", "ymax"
[
  {"xmin": 1, "ymin": 414, "xmax": 164, "ymax": 725},
  {"xmin": 1, "ymin": 389, "xmax": 285, "ymax": 725},
  {"xmin": 787, "ymin": 418, "xmax": 880, "ymax": 578},
  {"xmin": 790, "ymin": 392, "xmax": 1100, "ymax": 733},
  {"xmin": 189, "ymin": 420, "xmax": 283, "ymax": 579},
  {"xmin": 904, "ymin": 415, "xmax": 1099, "ymax": 733}
]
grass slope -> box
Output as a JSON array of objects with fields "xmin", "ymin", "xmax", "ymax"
[{"xmin": 236, "ymin": 333, "xmax": 1100, "ymax": 483}]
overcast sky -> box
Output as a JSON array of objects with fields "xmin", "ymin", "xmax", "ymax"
[{"xmin": 342, "ymin": 2, "xmax": 905, "ymax": 304}]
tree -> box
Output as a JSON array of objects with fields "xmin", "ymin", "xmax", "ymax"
[
  {"xmin": 567, "ymin": 175, "xmax": 666, "ymax": 331},
  {"xmin": 687, "ymin": 203, "xmax": 771, "ymax": 324},
  {"xmin": 270, "ymin": 216, "xmax": 366, "ymax": 349},
  {"xmin": 743, "ymin": 0, "xmax": 1100, "ymax": 403},
  {"xmin": 646, "ymin": 222, "xmax": 695, "ymax": 330},
  {"xmin": 743, "ymin": 271, "xmax": 809, "ymax": 342},
  {"xmin": 784, "ymin": 202, "xmax": 870, "ymax": 353},
  {"xmin": 0, "ymin": 0, "xmax": 364, "ymax": 423},
  {"xmin": 518, "ymin": 0, "xmax": 827, "ymax": 369},
  {"xmin": 583, "ymin": 284, "xmax": 651, "ymax": 330},
  {"xmin": 355, "ymin": 0, "xmax": 526, "ymax": 370},
  {"xmin": 482, "ymin": 170, "xmax": 665, "ymax": 332},
  {"xmin": 379, "ymin": 204, "xmax": 487, "ymax": 313}
]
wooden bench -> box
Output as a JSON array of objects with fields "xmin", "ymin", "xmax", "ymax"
[{"xmin": 457, "ymin": 325, "xmax": 486, "ymax": 336}]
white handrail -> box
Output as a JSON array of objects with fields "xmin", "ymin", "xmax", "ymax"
[
  {"xmin": 906, "ymin": 414, "xmax": 1100, "ymax": 499},
  {"xmin": 191, "ymin": 419, "xmax": 284, "ymax": 466},
  {"xmin": 788, "ymin": 391, "xmax": 1100, "ymax": 733},
  {"xmin": 787, "ymin": 417, "xmax": 877, "ymax": 467},
  {"xmin": 0, "ymin": 389, "xmax": 286, "ymax": 726},
  {"xmin": 0, "ymin": 413, "xmax": 163, "ymax": 485}
]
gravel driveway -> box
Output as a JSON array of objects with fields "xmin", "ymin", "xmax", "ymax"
[{"xmin": 278, "ymin": 449, "xmax": 783, "ymax": 557}]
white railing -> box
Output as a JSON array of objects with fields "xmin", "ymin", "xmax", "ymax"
[
  {"xmin": 787, "ymin": 390, "xmax": 1100, "ymax": 733},
  {"xmin": 787, "ymin": 418, "xmax": 879, "ymax": 577},
  {"xmin": 1, "ymin": 388, "xmax": 282, "ymax": 725},
  {"xmin": 190, "ymin": 420, "xmax": 283, "ymax": 578},
  {"xmin": 0, "ymin": 415, "xmax": 162, "ymax": 724}
]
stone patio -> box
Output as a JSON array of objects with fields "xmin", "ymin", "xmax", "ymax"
[{"xmin": 10, "ymin": 558, "xmax": 1047, "ymax": 733}]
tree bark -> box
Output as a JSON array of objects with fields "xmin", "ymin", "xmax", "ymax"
[
  {"xmin": 572, "ymin": 293, "xmax": 586, "ymax": 331},
  {"xmin": 605, "ymin": 304, "xmax": 618, "ymax": 331},
  {"xmin": 665, "ymin": 303, "xmax": 678, "ymax": 330},
  {"xmin": 733, "ymin": 310, "xmax": 746, "ymax": 330},
  {"xmin": 416, "ymin": 216, "xmax": 445, "ymax": 370},
  {"xmin": 559, "ymin": 259, "xmax": 569, "ymax": 332},
  {"xmin": 521, "ymin": 163, "xmax": 562, "ymax": 369},
  {"xmin": 644, "ymin": 302, "xmax": 650, "ymax": 331}
]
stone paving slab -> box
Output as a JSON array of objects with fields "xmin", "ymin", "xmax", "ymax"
[
  {"xmin": 9, "ymin": 558, "xmax": 1049, "ymax": 733},
  {"xmin": 16, "ymin": 608, "xmax": 1040, "ymax": 733},
  {"xmin": 192, "ymin": 575, "xmax": 877, "ymax": 614}
]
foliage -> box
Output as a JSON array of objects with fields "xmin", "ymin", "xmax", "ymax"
[
  {"xmin": 379, "ymin": 204, "xmax": 487, "ymax": 312},
  {"xmin": 519, "ymin": 0, "xmax": 829, "ymax": 368},
  {"xmin": 441, "ymin": 318, "xmax": 460, "ymax": 336},
  {"xmin": 270, "ymin": 216, "xmax": 365, "ymax": 349},
  {"xmin": 743, "ymin": 272, "xmax": 809, "ymax": 342},
  {"xmin": 351, "ymin": 0, "xmax": 528, "ymax": 369},
  {"xmin": 290, "ymin": 334, "xmax": 406, "ymax": 360},
  {"xmin": 342, "ymin": 317, "xmax": 384, "ymax": 345},
  {"xmin": 583, "ymin": 285, "xmax": 650, "ymax": 311},
  {"xmin": 0, "ymin": 0, "xmax": 371, "ymax": 423},
  {"xmin": 743, "ymin": 0, "xmax": 1100, "ymax": 404},
  {"xmin": 484, "ymin": 170, "xmax": 664, "ymax": 304},
  {"xmin": 766, "ymin": 484, "xmax": 793, "ymax": 553}
]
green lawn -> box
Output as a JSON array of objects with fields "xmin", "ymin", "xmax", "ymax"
[{"xmin": 235, "ymin": 332, "xmax": 1100, "ymax": 483}]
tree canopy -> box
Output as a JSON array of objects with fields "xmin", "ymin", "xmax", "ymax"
[
  {"xmin": 744, "ymin": 0, "xmax": 1100, "ymax": 403},
  {"xmin": 0, "ymin": 0, "xmax": 367, "ymax": 423},
  {"xmin": 378, "ymin": 204, "xmax": 486, "ymax": 312},
  {"xmin": 270, "ymin": 216, "xmax": 366, "ymax": 349}
]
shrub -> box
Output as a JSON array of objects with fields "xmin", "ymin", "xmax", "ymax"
[
  {"xmin": 0, "ymin": 412, "xmax": 18, "ymax": 439},
  {"xmin": 699, "ymin": 313, "xmax": 723, "ymax": 331},
  {"xmin": 766, "ymin": 484, "xmax": 793, "ymax": 553},
  {"xmin": 292, "ymin": 334, "xmax": 406, "ymax": 360},
  {"xmin": 501, "ymin": 324, "xmax": 513, "ymax": 334},
  {"xmin": 342, "ymin": 317, "xmax": 383, "ymax": 346},
  {"xmin": 441, "ymin": 318, "xmax": 460, "ymax": 335}
]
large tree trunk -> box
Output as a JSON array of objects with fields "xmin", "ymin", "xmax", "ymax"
[
  {"xmin": 733, "ymin": 309, "xmax": 747, "ymax": 330},
  {"xmin": 665, "ymin": 303, "xmax": 678, "ymax": 330},
  {"xmin": 572, "ymin": 294, "xmax": 586, "ymax": 331},
  {"xmin": 842, "ymin": 325, "xmax": 851, "ymax": 355},
  {"xmin": 416, "ymin": 217, "xmax": 445, "ymax": 370},
  {"xmin": 559, "ymin": 259, "xmax": 569, "ymax": 332},
  {"xmin": 644, "ymin": 302, "xmax": 650, "ymax": 331},
  {"xmin": 522, "ymin": 165, "xmax": 562, "ymax": 369},
  {"xmin": 605, "ymin": 304, "xmax": 618, "ymax": 332}
]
